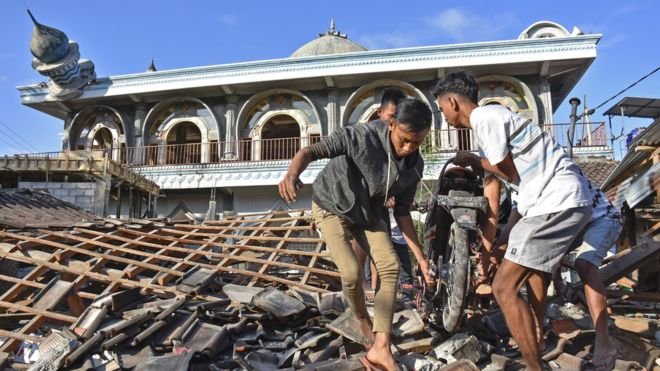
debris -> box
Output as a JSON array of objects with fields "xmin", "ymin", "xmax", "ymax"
[
  {"xmin": 399, "ymin": 353, "xmax": 446, "ymax": 370},
  {"xmin": 325, "ymin": 309, "xmax": 372, "ymax": 346},
  {"xmin": 252, "ymin": 287, "xmax": 306, "ymax": 318},
  {"xmin": 437, "ymin": 359, "xmax": 480, "ymax": 370},
  {"xmin": 393, "ymin": 309, "xmax": 426, "ymax": 337},
  {"xmin": 431, "ymin": 333, "xmax": 481, "ymax": 364},
  {"xmin": 133, "ymin": 351, "xmax": 193, "ymax": 371},
  {"xmin": 0, "ymin": 208, "xmax": 657, "ymax": 370},
  {"xmin": 28, "ymin": 329, "xmax": 79, "ymax": 371},
  {"xmin": 546, "ymin": 302, "xmax": 593, "ymax": 329}
]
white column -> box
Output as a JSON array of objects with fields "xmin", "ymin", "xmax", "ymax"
[
  {"xmin": 133, "ymin": 104, "xmax": 146, "ymax": 164},
  {"xmin": 326, "ymin": 89, "xmax": 339, "ymax": 135},
  {"xmin": 538, "ymin": 78, "xmax": 553, "ymax": 128},
  {"xmin": 223, "ymin": 95, "xmax": 239, "ymax": 160},
  {"xmin": 63, "ymin": 113, "xmax": 74, "ymax": 151}
]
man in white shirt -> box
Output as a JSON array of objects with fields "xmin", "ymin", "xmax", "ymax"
[{"xmin": 432, "ymin": 71, "xmax": 592, "ymax": 371}]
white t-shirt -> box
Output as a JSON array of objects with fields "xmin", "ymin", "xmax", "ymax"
[
  {"xmin": 389, "ymin": 210, "xmax": 406, "ymax": 245},
  {"xmin": 470, "ymin": 105, "xmax": 590, "ymax": 217}
]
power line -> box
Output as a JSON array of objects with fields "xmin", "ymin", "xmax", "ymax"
[
  {"xmin": 0, "ymin": 133, "xmax": 26, "ymax": 154},
  {"xmin": 0, "ymin": 128, "xmax": 32, "ymax": 153},
  {"xmin": 593, "ymin": 66, "xmax": 660, "ymax": 112},
  {"xmin": 0, "ymin": 119, "xmax": 40, "ymax": 152}
]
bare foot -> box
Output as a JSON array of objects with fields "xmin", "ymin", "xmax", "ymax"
[
  {"xmin": 591, "ymin": 344, "xmax": 617, "ymax": 371},
  {"xmin": 365, "ymin": 345, "xmax": 397, "ymax": 371}
]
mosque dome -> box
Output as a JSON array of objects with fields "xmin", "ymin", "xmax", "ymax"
[
  {"xmin": 290, "ymin": 19, "xmax": 367, "ymax": 58},
  {"xmin": 28, "ymin": 10, "xmax": 70, "ymax": 64}
]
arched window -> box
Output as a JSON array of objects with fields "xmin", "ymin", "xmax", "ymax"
[
  {"xmin": 237, "ymin": 91, "xmax": 320, "ymax": 161},
  {"xmin": 164, "ymin": 122, "xmax": 202, "ymax": 164},
  {"xmin": 260, "ymin": 114, "xmax": 301, "ymax": 160},
  {"xmin": 344, "ymin": 86, "xmax": 417, "ymax": 126},
  {"xmin": 142, "ymin": 100, "xmax": 216, "ymax": 165},
  {"xmin": 91, "ymin": 127, "xmax": 114, "ymax": 151},
  {"xmin": 69, "ymin": 106, "xmax": 125, "ymax": 161}
]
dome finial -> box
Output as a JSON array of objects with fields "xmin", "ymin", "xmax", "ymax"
[
  {"xmin": 147, "ymin": 58, "xmax": 157, "ymax": 72},
  {"xmin": 27, "ymin": 9, "xmax": 40, "ymax": 27},
  {"xmin": 28, "ymin": 9, "xmax": 71, "ymax": 64},
  {"xmin": 320, "ymin": 18, "xmax": 346, "ymax": 39}
]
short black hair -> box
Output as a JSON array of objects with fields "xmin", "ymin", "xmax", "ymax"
[
  {"xmin": 431, "ymin": 71, "xmax": 479, "ymax": 104},
  {"xmin": 380, "ymin": 88, "xmax": 406, "ymax": 107},
  {"xmin": 394, "ymin": 98, "xmax": 432, "ymax": 133}
]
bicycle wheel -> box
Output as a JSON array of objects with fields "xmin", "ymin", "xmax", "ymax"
[{"xmin": 442, "ymin": 222, "xmax": 470, "ymax": 332}]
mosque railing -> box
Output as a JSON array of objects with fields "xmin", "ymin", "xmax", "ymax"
[{"xmin": 96, "ymin": 122, "xmax": 609, "ymax": 167}]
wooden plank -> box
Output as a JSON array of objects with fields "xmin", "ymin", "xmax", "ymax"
[
  {"xmin": 74, "ymin": 230, "xmax": 160, "ymax": 295},
  {"xmin": 600, "ymin": 241, "xmax": 660, "ymax": 285},
  {"xmin": 3, "ymin": 231, "xmax": 184, "ymax": 279},
  {"xmin": 0, "ymin": 300, "xmax": 76, "ymax": 323},
  {"xmin": 248, "ymin": 216, "xmax": 301, "ymax": 287},
  {"xmin": 152, "ymin": 223, "xmax": 239, "ymax": 287},
  {"xmin": 0, "ymin": 249, "xmax": 183, "ymax": 296},
  {"xmin": 161, "ymin": 228, "xmax": 322, "ymax": 243},
  {"xmin": 612, "ymin": 316, "xmax": 656, "ymax": 337},
  {"xmin": 204, "ymin": 215, "xmax": 308, "ymax": 224},
  {"xmin": 0, "ymin": 262, "xmax": 94, "ymax": 300},
  {"xmin": 0, "ymin": 239, "xmax": 330, "ymax": 294},
  {"xmin": 0, "ymin": 329, "xmax": 42, "ymax": 344},
  {"xmin": 70, "ymin": 229, "xmax": 339, "ymax": 278},
  {"xmin": 640, "ymin": 220, "xmax": 660, "ymax": 238},
  {"xmin": 173, "ymin": 223, "xmax": 312, "ymax": 232},
  {"xmin": 119, "ymin": 228, "xmax": 329, "ymax": 258},
  {"xmin": 301, "ymin": 241, "xmax": 325, "ymax": 285},
  {"xmin": 606, "ymin": 289, "xmax": 660, "ymax": 302},
  {"xmin": 221, "ymin": 209, "xmax": 308, "ymax": 218}
]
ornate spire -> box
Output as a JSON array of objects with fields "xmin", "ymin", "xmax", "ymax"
[
  {"xmin": 28, "ymin": 9, "xmax": 70, "ymax": 63},
  {"xmin": 27, "ymin": 9, "xmax": 95, "ymax": 100},
  {"xmin": 146, "ymin": 58, "xmax": 157, "ymax": 72},
  {"xmin": 320, "ymin": 18, "xmax": 347, "ymax": 39}
]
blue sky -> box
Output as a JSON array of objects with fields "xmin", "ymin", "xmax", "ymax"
[{"xmin": 0, "ymin": 0, "xmax": 657, "ymax": 156}]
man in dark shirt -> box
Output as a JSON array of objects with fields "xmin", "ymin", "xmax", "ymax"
[{"xmin": 279, "ymin": 98, "xmax": 434, "ymax": 370}]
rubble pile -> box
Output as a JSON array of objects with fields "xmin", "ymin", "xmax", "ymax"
[{"xmin": 0, "ymin": 209, "xmax": 658, "ymax": 370}]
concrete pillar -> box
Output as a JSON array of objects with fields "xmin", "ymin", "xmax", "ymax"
[
  {"xmin": 128, "ymin": 187, "xmax": 134, "ymax": 218},
  {"xmin": 115, "ymin": 184, "xmax": 122, "ymax": 219},
  {"xmin": 133, "ymin": 104, "xmax": 146, "ymax": 164},
  {"xmin": 62, "ymin": 112, "xmax": 74, "ymax": 151},
  {"xmin": 223, "ymin": 95, "xmax": 239, "ymax": 160},
  {"xmin": 94, "ymin": 172, "xmax": 111, "ymax": 217},
  {"xmin": 326, "ymin": 89, "xmax": 339, "ymax": 135},
  {"xmin": 538, "ymin": 78, "xmax": 553, "ymax": 128}
]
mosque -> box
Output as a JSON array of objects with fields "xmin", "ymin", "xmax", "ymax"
[{"xmin": 18, "ymin": 15, "xmax": 609, "ymax": 219}]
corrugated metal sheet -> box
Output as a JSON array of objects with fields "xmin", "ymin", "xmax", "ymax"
[{"xmin": 601, "ymin": 119, "xmax": 659, "ymax": 191}]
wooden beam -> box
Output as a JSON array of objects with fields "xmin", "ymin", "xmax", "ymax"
[
  {"xmin": 161, "ymin": 228, "xmax": 322, "ymax": 243},
  {"xmin": 248, "ymin": 215, "xmax": 302, "ymax": 286},
  {"xmin": 117, "ymin": 228, "xmax": 329, "ymax": 258},
  {"xmin": 600, "ymin": 242, "xmax": 660, "ymax": 285}
]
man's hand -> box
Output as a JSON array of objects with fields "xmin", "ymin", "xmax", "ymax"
[
  {"xmin": 418, "ymin": 258, "xmax": 435, "ymax": 287},
  {"xmin": 278, "ymin": 174, "xmax": 303, "ymax": 203},
  {"xmin": 385, "ymin": 197, "xmax": 396, "ymax": 209},
  {"xmin": 453, "ymin": 151, "xmax": 481, "ymax": 169}
]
